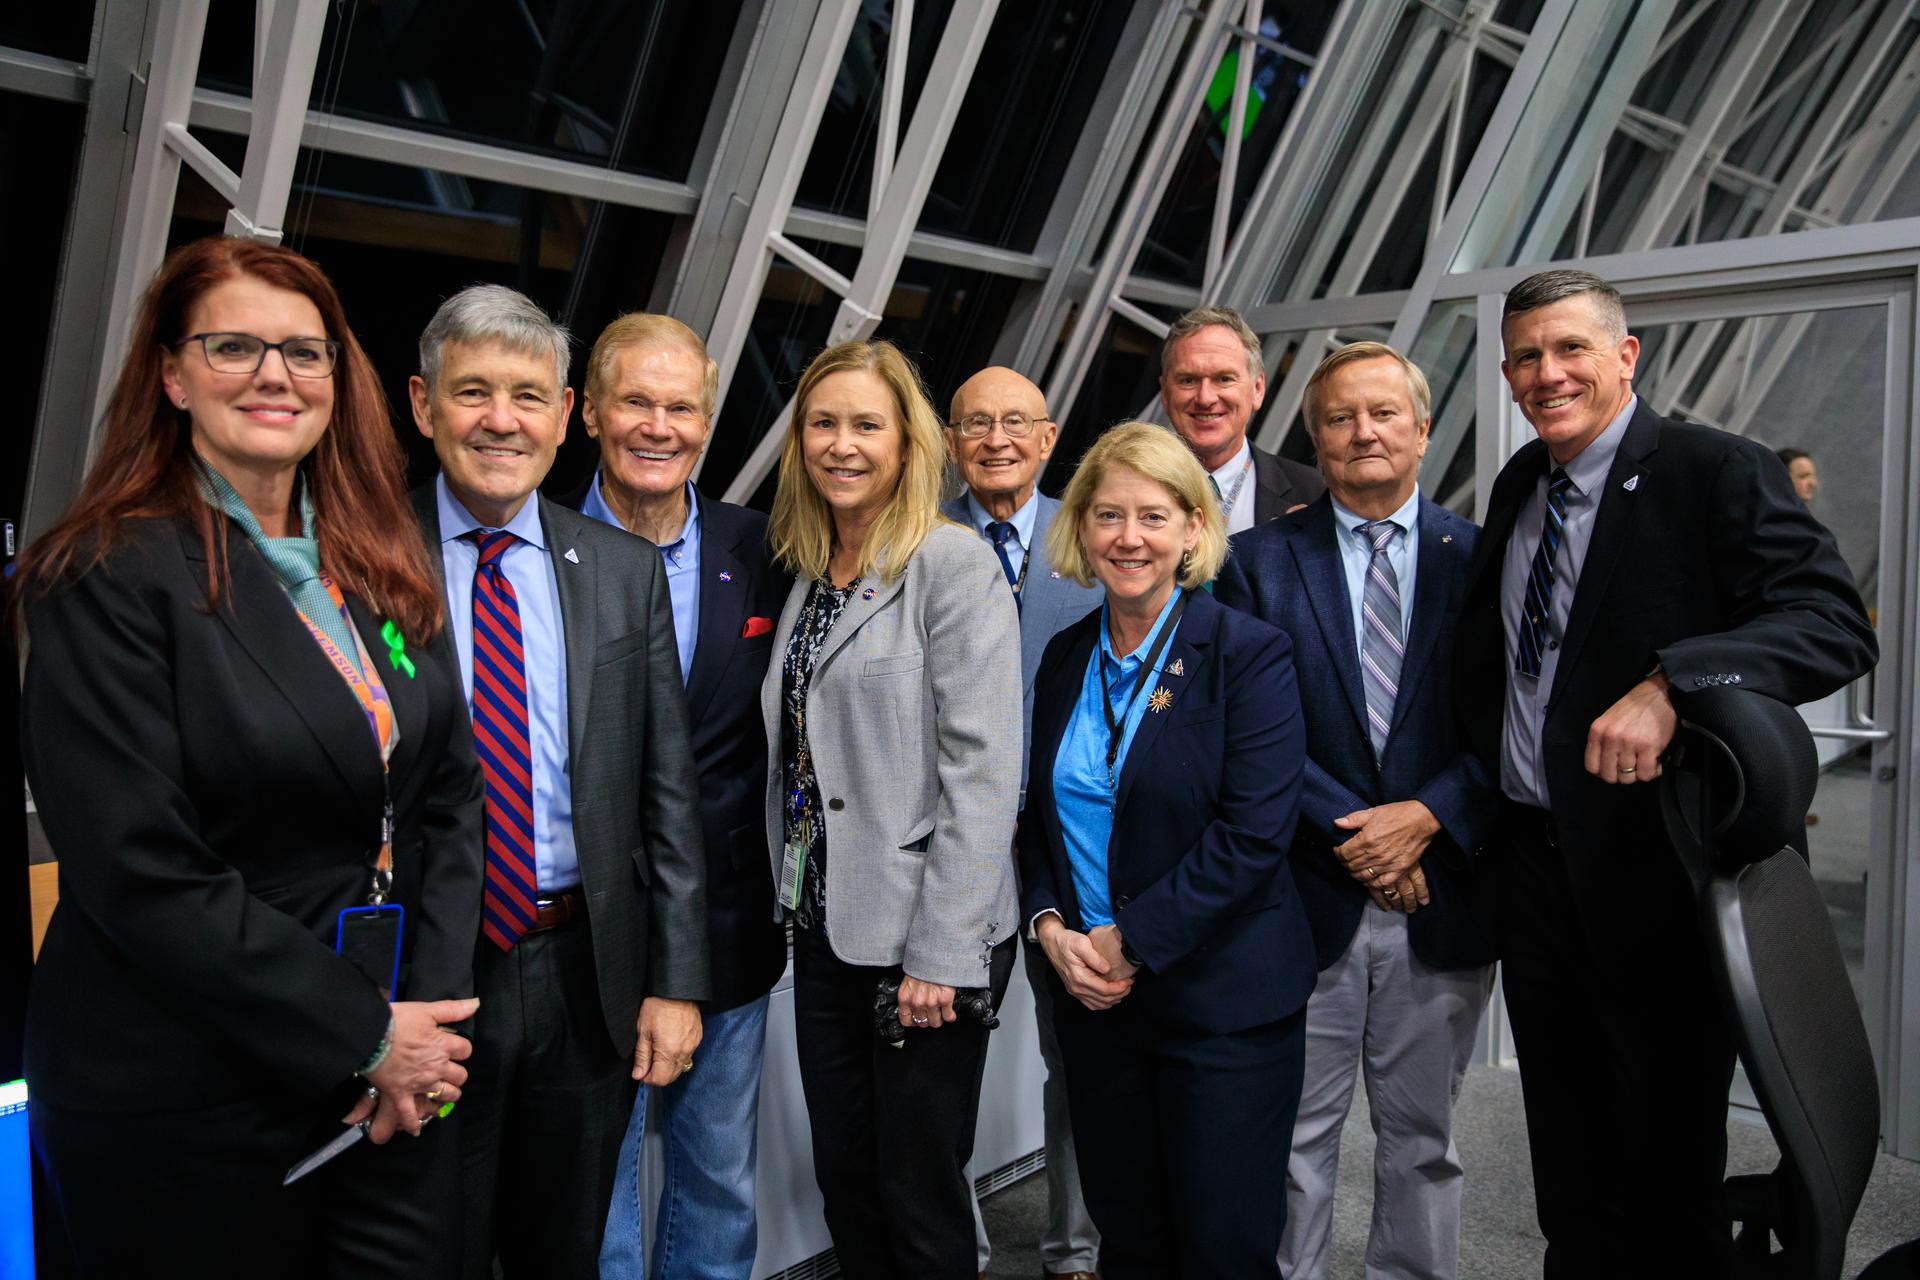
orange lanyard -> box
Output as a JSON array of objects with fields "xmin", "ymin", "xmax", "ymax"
[{"xmin": 298, "ymin": 576, "xmax": 399, "ymax": 901}]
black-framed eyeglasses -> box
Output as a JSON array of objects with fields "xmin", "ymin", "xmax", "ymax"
[
  {"xmin": 178, "ymin": 332, "xmax": 340, "ymax": 378},
  {"xmin": 947, "ymin": 413, "xmax": 1051, "ymax": 438}
]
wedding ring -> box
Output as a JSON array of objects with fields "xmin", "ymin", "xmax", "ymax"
[
  {"xmin": 1620, "ymin": 765, "xmax": 1637, "ymax": 775},
  {"xmin": 1363, "ymin": 866, "xmax": 1378, "ymax": 881},
  {"xmin": 912, "ymin": 1016, "xmax": 930, "ymax": 1026},
  {"xmin": 426, "ymin": 1087, "xmax": 444, "ymax": 1101}
]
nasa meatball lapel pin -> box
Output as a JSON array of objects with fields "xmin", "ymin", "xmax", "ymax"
[{"xmin": 718, "ymin": 570, "xmax": 733, "ymax": 582}]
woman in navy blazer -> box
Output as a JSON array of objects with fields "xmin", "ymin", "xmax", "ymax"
[{"xmin": 1018, "ymin": 422, "xmax": 1316, "ymax": 1279}]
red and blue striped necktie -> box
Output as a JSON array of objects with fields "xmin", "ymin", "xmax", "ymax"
[{"xmin": 468, "ymin": 530, "xmax": 539, "ymax": 950}]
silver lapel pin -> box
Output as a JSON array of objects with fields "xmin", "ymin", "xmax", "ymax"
[
  {"xmin": 1622, "ymin": 475, "xmax": 1640, "ymax": 492},
  {"xmin": 564, "ymin": 547, "xmax": 580, "ymax": 564}
]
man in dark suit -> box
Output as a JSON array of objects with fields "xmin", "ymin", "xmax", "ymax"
[
  {"xmin": 941, "ymin": 365, "xmax": 1103, "ymax": 1280},
  {"xmin": 1215, "ymin": 342, "xmax": 1495, "ymax": 1280},
  {"xmin": 1455, "ymin": 270, "xmax": 1876, "ymax": 1277},
  {"xmin": 1160, "ymin": 305, "xmax": 1325, "ymax": 532},
  {"xmin": 571, "ymin": 313, "xmax": 788, "ymax": 1280},
  {"xmin": 408, "ymin": 285, "xmax": 709, "ymax": 1279}
]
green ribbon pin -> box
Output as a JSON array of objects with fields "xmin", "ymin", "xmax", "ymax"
[{"xmin": 380, "ymin": 619, "xmax": 416, "ymax": 679}]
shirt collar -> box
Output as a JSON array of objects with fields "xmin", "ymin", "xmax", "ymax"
[
  {"xmin": 1558, "ymin": 394, "xmax": 1638, "ymax": 497},
  {"xmin": 1330, "ymin": 486, "xmax": 1421, "ymax": 543},
  {"xmin": 1098, "ymin": 585, "xmax": 1186, "ymax": 673},
  {"xmin": 1205, "ymin": 435, "xmax": 1253, "ymax": 478},
  {"xmin": 436, "ymin": 472, "xmax": 548, "ymax": 550},
  {"xmin": 965, "ymin": 486, "xmax": 1040, "ymax": 550},
  {"xmin": 584, "ymin": 473, "xmax": 700, "ymax": 551}
]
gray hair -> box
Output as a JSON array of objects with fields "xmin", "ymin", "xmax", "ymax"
[
  {"xmin": 1502, "ymin": 269, "xmax": 1628, "ymax": 341},
  {"xmin": 1162, "ymin": 304, "xmax": 1264, "ymax": 378},
  {"xmin": 419, "ymin": 283, "xmax": 572, "ymax": 392}
]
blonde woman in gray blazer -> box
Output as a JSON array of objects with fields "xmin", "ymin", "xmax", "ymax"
[{"xmin": 760, "ymin": 339, "xmax": 1021, "ymax": 1279}]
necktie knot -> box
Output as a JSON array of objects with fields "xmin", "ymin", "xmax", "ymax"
[
  {"xmin": 987, "ymin": 520, "xmax": 1015, "ymax": 550},
  {"xmin": 469, "ymin": 529, "xmax": 516, "ymax": 567},
  {"xmin": 1357, "ymin": 520, "xmax": 1399, "ymax": 555},
  {"xmin": 1548, "ymin": 467, "xmax": 1573, "ymax": 501}
]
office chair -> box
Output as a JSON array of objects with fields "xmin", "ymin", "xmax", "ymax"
[{"xmin": 1660, "ymin": 686, "xmax": 1881, "ymax": 1280}]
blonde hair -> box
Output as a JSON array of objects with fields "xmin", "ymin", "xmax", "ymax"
[
  {"xmin": 1047, "ymin": 421, "xmax": 1228, "ymax": 590},
  {"xmin": 770, "ymin": 340, "xmax": 950, "ymax": 583},
  {"xmin": 584, "ymin": 312, "xmax": 719, "ymax": 416},
  {"xmin": 1301, "ymin": 340, "xmax": 1432, "ymax": 430}
]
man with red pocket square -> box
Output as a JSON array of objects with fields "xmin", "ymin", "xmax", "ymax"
[{"xmin": 572, "ymin": 313, "xmax": 789, "ymax": 1280}]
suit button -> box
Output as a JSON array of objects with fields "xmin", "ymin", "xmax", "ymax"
[
  {"xmin": 1115, "ymin": 893, "xmax": 1131, "ymax": 907},
  {"xmin": 827, "ymin": 797, "xmax": 844, "ymax": 811}
]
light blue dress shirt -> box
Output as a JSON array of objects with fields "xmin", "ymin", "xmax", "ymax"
[
  {"xmin": 581, "ymin": 473, "xmax": 700, "ymax": 686},
  {"xmin": 963, "ymin": 487, "xmax": 1041, "ymax": 579},
  {"xmin": 436, "ymin": 475, "xmax": 580, "ymax": 892},
  {"xmin": 1053, "ymin": 587, "xmax": 1186, "ymax": 930},
  {"xmin": 1330, "ymin": 488, "xmax": 1421, "ymax": 666},
  {"xmin": 1498, "ymin": 394, "xmax": 1638, "ymax": 807}
]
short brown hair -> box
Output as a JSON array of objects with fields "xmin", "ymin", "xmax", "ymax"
[
  {"xmin": 1503, "ymin": 269, "xmax": 1627, "ymax": 341},
  {"xmin": 584, "ymin": 312, "xmax": 718, "ymax": 416},
  {"xmin": 1046, "ymin": 422, "xmax": 1229, "ymax": 590},
  {"xmin": 1162, "ymin": 305, "xmax": 1264, "ymax": 378},
  {"xmin": 1302, "ymin": 341, "xmax": 1432, "ymax": 431}
]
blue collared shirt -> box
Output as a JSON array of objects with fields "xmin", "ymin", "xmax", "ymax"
[
  {"xmin": 436, "ymin": 476, "xmax": 579, "ymax": 892},
  {"xmin": 1330, "ymin": 488, "xmax": 1421, "ymax": 669},
  {"xmin": 581, "ymin": 473, "xmax": 700, "ymax": 685},
  {"xmin": 1498, "ymin": 394, "xmax": 1638, "ymax": 807},
  {"xmin": 1053, "ymin": 587, "xmax": 1186, "ymax": 930}
]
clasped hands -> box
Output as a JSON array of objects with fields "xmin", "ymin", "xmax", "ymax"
[
  {"xmin": 1334, "ymin": 800, "xmax": 1436, "ymax": 912},
  {"xmin": 1036, "ymin": 914, "xmax": 1135, "ymax": 1012},
  {"xmin": 344, "ymin": 997, "xmax": 479, "ymax": 1143}
]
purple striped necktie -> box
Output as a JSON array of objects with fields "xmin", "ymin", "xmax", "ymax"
[
  {"xmin": 467, "ymin": 530, "xmax": 539, "ymax": 951},
  {"xmin": 1357, "ymin": 520, "xmax": 1405, "ymax": 758}
]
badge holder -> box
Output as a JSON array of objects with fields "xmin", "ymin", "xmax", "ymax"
[{"xmin": 336, "ymin": 790, "xmax": 404, "ymax": 999}]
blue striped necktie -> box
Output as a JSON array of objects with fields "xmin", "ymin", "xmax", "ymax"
[
  {"xmin": 1356, "ymin": 521, "xmax": 1404, "ymax": 757},
  {"xmin": 1516, "ymin": 468, "xmax": 1574, "ymax": 678},
  {"xmin": 467, "ymin": 530, "xmax": 539, "ymax": 951},
  {"xmin": 986, "ymin": 520, "xmax": 1021, "ymax": 611}
]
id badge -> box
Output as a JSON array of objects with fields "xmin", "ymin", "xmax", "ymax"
[
  {"xmin": 777, "ymin": 831, "xmax": 807, "ymax": 912},
  {"xmin": 336, "ymin": 904, "xmax": 405, "ymax": 999}
]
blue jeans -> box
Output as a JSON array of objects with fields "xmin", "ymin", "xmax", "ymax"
[{"xmin": 600, "ymin": 994, "xmax": 770, "ymax": 1280}]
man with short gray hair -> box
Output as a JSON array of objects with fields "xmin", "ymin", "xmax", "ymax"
[
  {"xmin": 1159, "ymin": 305, "xmax": 1324, "ymax": 532},
  {"xmin": 1455, "ymin": 268, "xmax": 1875, "ymax": 1276},
  {"xmin": 1215, "ymin": 341, "xmax": 1494, "ymax": 1279},
  {"xmin": 408, "ymin": 284, "xmax": 709, "ymax": 1278}
]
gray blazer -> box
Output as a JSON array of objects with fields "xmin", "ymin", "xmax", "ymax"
[
  {"xmin": 413, "ymin": 486, "xmax": 709, "ymax": 1057},
  {"xmin": 760, "ymin": 520, "xmax": 1022, "ymax": 987},
  {"xmin": 939, "ymin": 493, "xmax": 1103, "ymax": 795}
]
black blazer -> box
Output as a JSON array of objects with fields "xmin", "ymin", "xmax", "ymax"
[
  {"xmin": 21, "ymin": 517, "xmax": 484, "ymax": 1112},
  {"xmin": 414, "ymin": 484, "xmax": 709, "ymax": 1057},
  {"xmin": 1018, "ymin": 589, "xmax": 1318, "ymax": 1036},
  {"xmin": 1216, "ymin": 496, "xmax": 1495, "ymax": 971},
  {"xmin": 1455, "ymin": 402, "xmax": 1876, "ymax": 936},
  {"xmin": 1252, "ymin": 446, "xmax": 1327, "ymax": 522},
  {"xmin": 562, "ymin": 482, "xmax": 788, "ymax": 1012}
]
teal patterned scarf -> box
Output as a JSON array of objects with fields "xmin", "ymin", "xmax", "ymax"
[{"xmin": 196, "ymin": 460, "xmax": 361, "ymax": 662}]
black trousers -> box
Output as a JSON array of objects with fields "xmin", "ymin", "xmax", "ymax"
[
  {"xmin": 1050, "ymin": 979, "xmax": 1305, "ymax": 1280},
  {"xmin": 791, "ymin": 927, "xmax": 1015, "ymax": 1280},
  {"xmin": 1497, "ymin": 802, "xmax": 1735, "ymax": 1280},
  {"xmin": 31, "ymin": 1081, "xmax": 460, "ymax": 1278},
  {"xmin": 460, "ymin": 918, "xmax": 634, "ymax": 1280}
]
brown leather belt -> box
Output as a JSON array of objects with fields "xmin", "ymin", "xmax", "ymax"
[{"xmin": 528, "ymin": 887, "xmax": 585, "ymax": 934}]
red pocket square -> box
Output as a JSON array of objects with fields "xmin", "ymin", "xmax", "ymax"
[{"xmin": 742, "ymin": 616, "xmax": 773, "ymax": 638}]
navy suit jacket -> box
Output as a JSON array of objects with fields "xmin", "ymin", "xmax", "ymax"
[
  {"xmin": 1017, "ymin": 588, "xmax": 1318, "ymax": 1036},
  {"xmin": 565, "ymin": 481, "xmax": 790, "ymax": 1011},
  {"xmin": 1216, "ymin": 496, "xmax": 1496, "ymax": 971},
  {"xmin": 939, "ymin": 493, "xmax": 1103, "ymax": 796}
]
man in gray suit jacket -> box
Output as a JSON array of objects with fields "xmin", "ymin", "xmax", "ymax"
[
  {"xmin": 407, "ymin": 286, "xmax": 708, "ymax": 1279},
  {"xmin": 942, "ymin": 366, "xmax": 1103, "ymax": 1280}
]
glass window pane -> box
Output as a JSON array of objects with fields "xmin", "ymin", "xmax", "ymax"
[
  {"xmin": 0, "ymin": 9, "xmax": 93, "ymax": 62},
  {"xmin": 197, "ymin": 0, "xmax": 741, "ymax": 182}
]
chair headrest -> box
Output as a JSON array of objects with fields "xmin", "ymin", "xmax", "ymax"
[{"xmin": 1661, "ymin": 686, "xmax": 1817, "ymax": 873}]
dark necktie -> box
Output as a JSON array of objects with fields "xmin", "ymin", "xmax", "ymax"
[
  {"xmin": 1356, "ymin": 521, "xmax": 1403, "ymax": 756},
  {"xmin": 468, "ymin": 530, "xmax": 539, "ymax": 951},
  {"xmin": 986, "ymin": 521, "xmax": 1022, "ymax": 611},
  {"xmin": 1516, "ymin": 469, "xmax": 1574, "ymax": 678}
]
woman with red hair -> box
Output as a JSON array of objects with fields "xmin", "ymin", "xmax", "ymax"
[{"xmin": 16, "ymin": 236, "xmax": 483, "ymax": 1276}]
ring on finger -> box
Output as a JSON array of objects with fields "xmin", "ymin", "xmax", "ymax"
[
  {"xmin": 912, "ymin": 1015, "xmax": 930, "ymax": 1026},
  {"xmin": 1620, "ymin": 764, "xmax": 1637, "ymax": 775},
  {"xmin": 426, "ymin": 1086, "xmax": 444, "ymax": 1101},
  {"xmin": 1363, "ymin": 866, "xmax": 1378, "ymax": 881}
]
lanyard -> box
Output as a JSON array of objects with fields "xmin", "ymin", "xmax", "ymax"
[
  {"xmin": 1097, "ymin": 592, "xmax": 1189, "ymax": 782},
  {"xmin": 1215, "ymin": 452, "xmax": 1255, "ymax": 517},
  {"xmin": 297, "ymin": 576, "xmax": 398, "ymax": 903}
]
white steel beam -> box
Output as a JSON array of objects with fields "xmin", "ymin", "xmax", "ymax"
[
  {"xmin": 0, "ymin": 45, "xmax": 90, "ymax": 102},
  {"xmin": 717, "ymin": 0, "xmax": 1003, "ymax": 501},
  {"xmin": 1204, "ymin": 0, "xmax": 1261, "ymax": 295},
  {"xmin": 223, "ymin": 0, "xmax": 327, "ymax": 241}
]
